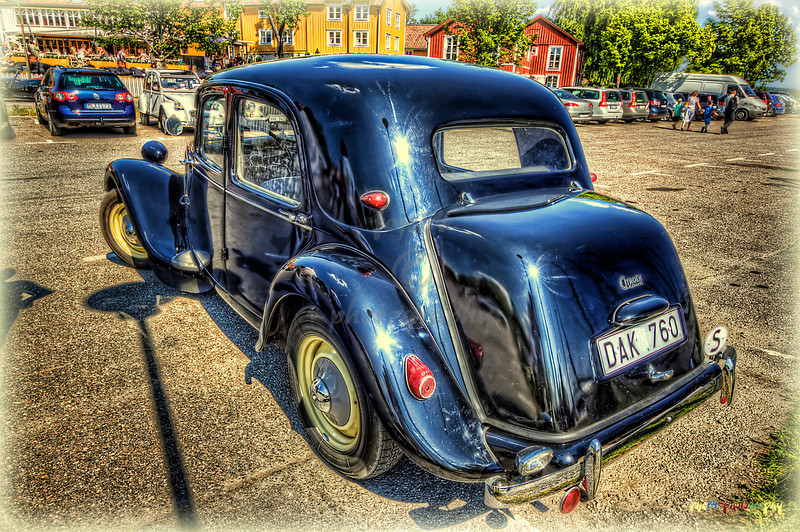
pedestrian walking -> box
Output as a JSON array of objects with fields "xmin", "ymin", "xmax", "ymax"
[
  {"xmin": 681, "ymin": 90, "xmax": 700, "ymax": 131},
  {"xmin": 671, "ymin": 98, "xmax": 684, "ymax": 129},
  {"xmin": 700, "ymin": 101, "xmax": 717, "ymax": 133},
  {"xmin": 721, "ymin": 88, "xmax": 739, "ymax": 134}
]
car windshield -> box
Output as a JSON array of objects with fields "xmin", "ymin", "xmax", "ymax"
[
  {"xmin": 161, "ymin": 76, "xmax": 199, "ymax": 90},
  {"xmin": 63, "ymin": 74, "xmax": 123, "ymax": 90},
  {"xmin": 433, "ymin": 124, "xmax": 572, "ymax": 180},
  {"xmin": 739, "ymin": 84, "xmax": 757, "ymax": 97}
]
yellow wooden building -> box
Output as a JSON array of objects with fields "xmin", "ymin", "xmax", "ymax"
[{"xmin": 235, "ymin": 0, "xmax": 409, "ymax": 59}]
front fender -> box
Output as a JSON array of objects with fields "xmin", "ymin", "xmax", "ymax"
[
  {"xmin": 258, "ymin": 246, "xmax": 503, "ymax": 481},
  {"xmin": 104, "ymin": 159, "xmax": 211, "ymax": 292}
]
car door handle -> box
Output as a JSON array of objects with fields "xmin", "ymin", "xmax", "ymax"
[{"xmin": 279, "ymin": 209, "xmax": 309, "ymax": 226}]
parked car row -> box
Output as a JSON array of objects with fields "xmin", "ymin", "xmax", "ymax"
[{"xmin": 31, "ymin": 65, "xmax": 200, "ymax": 136}]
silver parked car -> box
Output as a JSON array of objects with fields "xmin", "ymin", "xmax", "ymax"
[
  {"xmin": 552, "ymin": 88, "xmax": 593, "ymax": 124},
  {"xmin": 560, "ymin": 86, "xmax": 623, "ymax": 123},
  {"xmin": 619, "ymin": 89, "xmax": 650, "ymax": 122},
  {"xmin": 138, "ymin": 69, "xmax": 201, "ymax": 134}
]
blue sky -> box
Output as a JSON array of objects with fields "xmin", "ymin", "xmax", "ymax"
[{"xmin": 413, "ymin": 0, "xmax": 799, "ymax": 87}]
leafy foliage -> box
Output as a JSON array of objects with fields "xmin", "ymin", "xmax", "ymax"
[
  {"xmin": 82, "ymin": 0, "xmax": 240, "ymax": 59},
  {"xmin": 257, "ymin": 0, "xmax": 308, "ymax": 58},
  {"xmin": 447, "ymin": 0, "xmax": 537, "ymax": 68},
  {"xmin": 417, "ymin": 8, "xmax": 453, "ymax": 25},
  {"xmin": 689, "ymin": 0, "xmax": 798, "ymax": 86},
  {"xmin": 551, "ymin": 0, "xmax": 710, "ymax": 87}
]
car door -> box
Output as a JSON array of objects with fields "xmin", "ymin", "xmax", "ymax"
[
  {"xmin": 151, "ymin": 74, "xmax": 164, "ymax": 118},
  {"xmin": 184, "ymin": 91, "xmax": 228, "ymax": 286},
  {"xmin": 35, "ymin": 69, "xmax": 52, "ymax": 117},
  {"xmin": 223, "ymin": 92, "xmax": 311, "ymax": 318}
]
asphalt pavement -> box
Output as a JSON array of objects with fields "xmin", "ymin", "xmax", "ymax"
[{"xmin": 0, "ymin": 110, "xmax": 797, "ymax": 530}]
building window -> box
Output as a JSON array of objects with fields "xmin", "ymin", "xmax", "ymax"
[
  {"xmin": 259, "ymin": 29, "xmax": 273, "ymax": 45},
  {"xmin": 328, "ymin": 29, "xmax": 342, "ymax": 46},
  {"xmin": 444, "ymin": 35, "xmax": 459, "ymax": 60},
  {"xmin": 386, "ymin": 8, "xmax": 391, "ymax": 25},
  {"xmin": 258, "ymin": 10, "xmax": 268, "ymax": 19},
  {"xmin": 395, "ymin": 12, "xmax": 400, "ymax": 29},
  {"xmin": 354, "ymin": 4, "xmax": 369, "ymax": 22},
  {"xmin": 283, "ymin": 29, "xmax": 294, "ymax": 45},
  {"xmin": 385, "ymin": 33, "xmax": 391, "ymax": 50},
  {"xmin": 395, "ymin": 35, "xmax": 400, "ymax": 52},
  {"xmin": 327, "ymin": 4, "xmax": 342, "ymax": 21},
  {"xmin": 545, "ymin": 74, "xmax": 559, "ymax": 87},
  {"xmin": 354, "ymin": 30, "xmax": 369, "ymax": 47},
  {"xmin": 547, "ymin": 46, "xmax": 563, "ymax": 70}
]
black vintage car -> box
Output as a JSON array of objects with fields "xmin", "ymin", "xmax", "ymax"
[{"xmin": 99, "ymin": 55, "xmax": 736, "ymax": 513}]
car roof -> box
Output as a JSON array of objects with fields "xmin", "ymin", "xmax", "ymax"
[{"xmin": 147, "ymin": 69, "xmax": 198, "ymax": 76}]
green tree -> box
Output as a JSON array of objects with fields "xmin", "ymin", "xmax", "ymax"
[
  {"xmin": 82, "ymin": 0, "xmax": 239, "ymax": 60},
  {"xmin": 551, "ymin": 0, "xmax": 710, "ymax": 86},
  {"xmin": 183, "ymin": 1, "xmax": 242, "ymax": 57},
  {"xmin": 406, "ymin": 3, "xmax": 420, "ymax": 24},
  {"xmin": 689, "ymin": 0, "xmax": 797, "ymax": 86},
  {"xmin": 418, "ymin": 7, "xmax": 453, "ymax": 25},
  {"xmin": 257, "ymin": 0, "xmax": 308, "ymax": 58},
  {"xmin": 446, "ymin": 0, "xmax": 537, "ymax": 68}
]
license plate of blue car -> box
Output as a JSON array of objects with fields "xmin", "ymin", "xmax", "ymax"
[
  {"xmin": 85, "ymin": 102, "xmax": 112, "ymax": 110},
  {"xmin": 596, "ymin": 307, "xmax": 685, "ymax": 376}
]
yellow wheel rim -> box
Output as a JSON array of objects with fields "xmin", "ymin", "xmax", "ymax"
[
  {"xmin": 108, "ymin": 202, "xmax": 148, "ymax": 259},
  {"xmin": 297, "ymin": 335, "xmax": 361, "ymax": 453}
]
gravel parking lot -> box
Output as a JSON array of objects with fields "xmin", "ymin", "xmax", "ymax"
[{"xmin": 0, "ymin": 110, "xmax": 797, "ymax": 530}]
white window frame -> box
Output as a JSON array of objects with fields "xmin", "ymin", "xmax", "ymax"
[
  {"xmin": 354, "ymin": 4, "xmax": 369, "ymax": 22},
  {"xmin": 327, "ymin": 29, "xmax": 342, "ymax": 47},
  {"xmin": 354, "ymin": 30, "xmax": 369, "ymax": 47},
  {"xmin": 545, "ymin": 74, "xmax": 559, "ymax": 88},
  {"xmin": 259, "ymin": 28, "xmax": 273, "ymax": 46},
  {"xmin": 282, "ymin": 29, "xmax": 294, "ymax": 45},
  {"xmin": 327, "ymin": 4, "xmax": 342, "ymax": 21},
  {"xmin": 547, "ymin": 45, "xmax": 563, "ymax": 71},
  {"xmin": 385, "ymin": 33, "xmax": 391, "ymax": 50},
  {"xmin": 386, "ymin": 8, "xmax": 392, "ymax": 25},
  {"xmin": 444, "ymin": 35, "xmax": 459, "ymax": 61},
  {"xmin": 395, "ymin": 35, "xmax": 400, "ymax": 52},
  {"xmin": 395, "ymin": 12, "xmax": 400, "ymax": 29}
]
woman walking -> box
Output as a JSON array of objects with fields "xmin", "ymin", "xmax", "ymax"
[{"xmin": 681, "ymin": 90, "xmax": 701, "ymax": 131}]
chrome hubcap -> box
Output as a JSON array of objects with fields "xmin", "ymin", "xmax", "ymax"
[
  {"xmin": 121, "ymin": 215, "xmax": 140, "ymax": 246},
  {"xmin": 310, "ymin": 358, "xmax": 351, "ymax": 426}
]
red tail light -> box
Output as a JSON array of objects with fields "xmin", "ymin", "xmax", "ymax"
[
  {"xmin": 560, "ymin": 486, "xmax": 582, "ymax": 513},
  {"xmin": 54, "ymin": 91, "xmax": 77, "ymax": 101},
  {"xmin": 115, "ymin": 92, "xmax": 134, "ymax": 102},
  {"xmin": 590, "ymin": 172, "xmax": 597, "ymax": 182},
  {"xmin": 598, "ymin": 93, "xmax": 608, "ymax": 107},
  {"xmin": 650, "ymin": 100, "xmax": 658, "ymax": 106},
  {"xmin": 404, "ymin": 355, "xmax": 436, "ymax": 400},
  {"xmin": 629, "ymin": 102, "xmax": 637, "ymax": 108},
  {"xmin": 360, "ymin": 191, "xmax": 389, "ymax": 210},
  {"xmin": 563, "ymin": 102, "xmax": 579, "ymax": 107}
]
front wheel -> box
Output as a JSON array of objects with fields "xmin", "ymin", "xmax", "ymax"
[
  {"xmin": 735, "ymin": 109, "xmax": 749, "ymax": 121},
  {"xmin": 99, "ymin": 189, "xmax": 150, "ymax": 268},
  {"xmin": 287, "ymin": 307, "xmax": 402, "ymax": 479},
  {"xmin": 158, "ymin": 110, "xmax": 166, "ymax": 134}
]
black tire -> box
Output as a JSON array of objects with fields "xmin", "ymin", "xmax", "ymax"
[
  {"xmin": 140, "ymin": 111, "xmax": 150, "ymax": 126},
  {"xmin": 158, "ymin": 110, "xmax": 166, "ymax": 134},
  {"xmin": 597, "ymin": 119, "xmax": 608, "ymax": 124},
  {"xmin": 36, "ymin": 105, "xmax": 46, "ymax": 125},
  {"xmin": 123, "ymin": 124, "xmax": 136, "ymax": 135},
  {"xmin": 735, "ymin": 109, "xmax": 748, "ymax": 121},
  {"xmin": 48, "ymin": 116, "xmax": 63, "ymax": 136},
  {"xmin": 99, "ymin": 189, "xmax": 150, "ymax": 269},
  {"xmin": 287, "ymin": 307, "xmax": 402, "ymax": 480}
]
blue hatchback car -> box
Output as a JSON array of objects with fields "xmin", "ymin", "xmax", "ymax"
[{"xmin": 34, "ymin": 66, "xmax": 136, "ymax": 136}]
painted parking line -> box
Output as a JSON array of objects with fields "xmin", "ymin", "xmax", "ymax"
[
  {"xmin": 758, "ymin": 153, "xmax": 776, "ymax": 156},
  {"xmin": 686, "ymin": 163, "xmax": 709, "ymax": 167},
  {"xmin": 631, "ymin": 170, "xmax": 658, "ymax": 175},
  {"xmin": 83, "ymin": 254, "xmax": 110, "ymax": 263},
  {"xmin": 25, "ymin": 140, "xmax": 76, "ymax": 145},
  {"xmin": 787, "ymin": 149, "xmax": 798, "ymax": 152}
]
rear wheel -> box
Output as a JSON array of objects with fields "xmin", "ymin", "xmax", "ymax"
[
  {"xmin": 48, "ymin": 116, "xmax": 63, "ymax": 136},
  {"xmin": 99, "ymin": 188, "xmax": 150, "ymax": 268},
  {"xmin": 287, "ymin": 307, "xmax": 402, "ymax": 479},
  {"xmin": 36, "ymin": 105, "xmax": 46, "ymax": 125},
  {"xmin": 597, "ymin": 119, "xmax": 608, "ymax": 124}
]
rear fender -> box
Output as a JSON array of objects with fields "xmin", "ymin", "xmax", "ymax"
[
  {"xmin": 259, "ymin": 247, "xmax": 502, "ymax": 479},
  {"xmin": 104, "ymin": 159, "xmax": 211, "ymax": 292}
]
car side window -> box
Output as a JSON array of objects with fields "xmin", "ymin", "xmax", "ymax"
[
  {"xmin": 234, "ymin": 97, "xmax": 303, "ymax": 207},
  {"xmin": 198, "ymin": 96, "xmax": 226, "ymax": 171}
]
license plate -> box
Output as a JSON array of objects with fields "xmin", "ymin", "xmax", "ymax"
[
  {"xmin": 609, "ymin": 104, "xmax": 619, "ymax": 109},
  {"xmin": 85, "ymin": 102, "xmax": 112, "ymax": 110},
  {"xmin": 596, "ymin": 307, "xmax": 685, "ymax": 376},
  {"xmin": 579, "ymin": 113, "xmax": 590, "ymax": 118}
]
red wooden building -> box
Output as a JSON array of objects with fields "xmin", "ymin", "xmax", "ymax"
[{"xmin": 423, "ymin": 15, "xmax": 584, "ymax": 88}]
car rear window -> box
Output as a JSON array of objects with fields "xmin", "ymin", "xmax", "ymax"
[
  {"xmin": 62, "ymin": 73, "xmax": 124, "ymax": 91},
  {"xmin": 579, "ymin": 89, "xmax": 600, "ymax": 99},
  {"xmin": 161, "ymin": 76, "xmax": 200, "ymax": 90},
  {"xmin": 433, "ymin": 124, "xmax": 572, "ymax": 180},
  {"xmin": 605, "ymin": 90, "xmax": 621, "ymax": 102}
]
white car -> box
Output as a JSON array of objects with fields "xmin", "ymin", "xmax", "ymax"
[{"xmin": 138, "ymin": 69, "xmax": 200, "ymax": 133}]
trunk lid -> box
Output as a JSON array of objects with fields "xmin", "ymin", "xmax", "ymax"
[{"xmin": 429, "ymin": 189, "xmax": 704, "ymax": 434}]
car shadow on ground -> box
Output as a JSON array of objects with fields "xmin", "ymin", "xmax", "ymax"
[
  {"xmin": 0, "ymin": 267, "xmax": 52, "ymax": 346},
  {"xmin": 85, "ymin": 269, "xmax": 517, "ymax": 529}
]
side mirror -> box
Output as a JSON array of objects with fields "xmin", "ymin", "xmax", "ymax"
[
  {"xmin": 164, "ymin": 116, "xmax": 183, "ymax": 136},
  {"xmin": 142, "ymin": 140, "xmax": 168, "ymax": 165}
]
